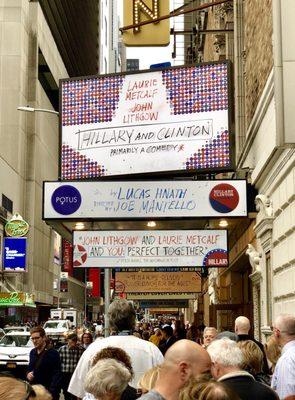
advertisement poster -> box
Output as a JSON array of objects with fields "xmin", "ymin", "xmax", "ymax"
[
  {"xmin": 115, "ymin": 271, "xmax": 201, "ymax": 293},
  {"xmin": 60, "ymin": 62, "xmax": 232, "ymax": 178},
  {"xmin": 3, "ymin": 237, "xmax": 27, "ymax": 272},
  {"xmin": 73, "ymin": 230, "xmax": 228, "ymax": 268},
  {"xmin": 44, "ymin": 180, "xmax": 247, "ymax": 219}
]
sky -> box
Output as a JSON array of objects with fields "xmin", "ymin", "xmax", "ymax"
[{"xmin": 118, "ymin": 0, "xmax": 184, "ymax": 69}]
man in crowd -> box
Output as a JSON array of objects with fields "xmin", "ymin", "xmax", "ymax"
[
  {"xmin": 203, "ymin": 327, "xmax": 218, "ymax": 349},
  {"xmin": 207, "ymin": 337, "xmax": 278, "ymax": 400},
  {"xmin": 27, "ymin": 326, "xmax": 62, "ymax": 400},
  {"xmin": 59, "ymin": 332, "xmax": 84, "ymax": 400},
  {"xmin": 139, "ymin": 339, "xmax": 211, "ymax": 400},
  {"xmin": 235, "ymin": 315, "xmax": 269, "ymax": 373},
  {"xmin": 159, "ymin": 325, "xmax": 177, "ymax": 355},
  {"xmin": 68, "ymin": 299, "xmax": 163, "ymax": 399},
  {"xmin": 271, "ymin": 313, "xmax": 295, "ymax": 399}
]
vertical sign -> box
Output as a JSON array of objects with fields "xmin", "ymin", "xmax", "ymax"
[
  {"xmin": 3, "ymin": 237, "xmax": 27, "ymax": 272},
  {"xmin": 123, "ymin": 0, "xmax": 170, "ymax": 46},
  {"xmin": 62, "ymin": 239, "xmax": 73, "ymax": 276}
]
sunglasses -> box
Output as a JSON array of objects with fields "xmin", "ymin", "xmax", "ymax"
[{"xmin": 22, "ymin": 380, "xmax": 36, "ymax": 400}]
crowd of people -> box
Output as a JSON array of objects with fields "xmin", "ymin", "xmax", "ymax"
[{"xmin": 1, "ymin": 300, "xmax": 294, "ymax": 400}]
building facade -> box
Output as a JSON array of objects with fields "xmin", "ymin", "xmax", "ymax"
[
  {"xmin": 185, "ymin": 0, "xmax": 295, "ymax": 339},
  {"xmin": 0, "ymin": 0, "xmax": 100, "ymax": 323}
]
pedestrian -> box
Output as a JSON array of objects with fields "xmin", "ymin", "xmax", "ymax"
[
  {"xmin": 81, "ymin": 331, "xmax": 93, "ymax": 349},
  {"xmin": 85, "ymin": 358, "xmax": 132, "ymax": 400},
  {"xmin": 264, "ymin": 334, "xmax": 282, "ymax": 374},
  {"xmin": 27, "ymin": 326, "xmax": 62, "ymax": 400},
  {"xmin": 159, "ymin": 325, "xmax": 177, "ymax": 355},
  {"xmin": 149, "ymin": 328, "xmax": 162, "ymax": 347},
  {"xmin": 202, "ymin": 327, "xmax": 218, "ymax": 349},
  {"xmin": 271, "ymin": 314, "xmax": 295, "ymax": 399},
  {"xmin": 138, "ymin": 339, "xmax": 211, "ymax": 400},
  {"xmin": 207, "ymin": 337, "xmax": 278, "ymax": 400},
  {"xmin": 237, "ymin": 340, "xmax": 270, "ymax": 385},
  {"xmin": 85, "ymin": 346, "xmax": 137, "ymax": 400},
  {"xmin": 138, "ymin": 365, "xmax": 161, "ymax": 394},
  {"xmin": 68, "ymin": 299, "xmax": 163, "ymax": 399},
  {"xmin": 181, "ymin": 381, "xmax": 241, "ymax": 400},
  {"xmin": 59, "ymin": 332, "xmax": 84, "ymax": 400},
  {"xmin": 0, "ymin": 376, "xmax": 52, "ymax": 400},
  {"xmin": 234, "ymin": 316, "xmax": 269, "ymax": 374}
]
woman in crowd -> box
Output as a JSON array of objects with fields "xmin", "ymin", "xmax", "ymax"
[
  {"xmin": 0, "ymin": 376, "xmax": 52, "ymax": 400},
  {"xmin": 84, "ymin": 346, "xmax": 137, "ymax": 400},
  {"xmin": 138, "ymin": 365, "xmax": 161, "ymax": 394},
  {"xmin": 81, "ymin": 331, "xmax": 93, "ymax": 349},
  {"xmin": 196, "ymin": 382, "xmax": 241, "ymax": 400},
  {"xmin": 85, "ymin": 359, "xmax": 132, "ymax": 400},
  {"xmin": 264, "ymin": 334, "xmax": 281, "ymax": 374},
  {"xmin": 237, "ymin": 340, "xmax": 270, "ymax": 385}
]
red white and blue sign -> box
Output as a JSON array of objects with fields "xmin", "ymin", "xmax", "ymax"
[
  {"xmin": 3, "ymin": 237, "xmax": 27, "ymax": 272},
  {"xmin": 43, "ymin": 180, "xmax": 247, "ymax": 219},
  {"xmin": 60, "ymin": 62, "xmax": 232, "ymax": 179},
  {"xmin": 209, "ymin": 183, "xmax": 240, "ymax": 214},
  {"xmin": 203, "ymin": 249, "xmax": 228, "ymax": 268}
]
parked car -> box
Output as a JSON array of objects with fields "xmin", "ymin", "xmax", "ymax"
[
  {"xmin": 0, "ymin": 332, "xmax": 33, "ymax": 378},
  {"xmin": 4, "ymin": 326, "xmax": 30, "ymax": 334}
]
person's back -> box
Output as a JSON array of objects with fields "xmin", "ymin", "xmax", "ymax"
[
  {"xmin": 68, "ymin": 300, "xmax": 163, "ymax": 399},
  {"xmin": 220, "ymin": 373, "xmax": 277, "ymax": 400},
  {"xmin": 208, "ymin": 338, "xmax": 278, "ymax": 400},
  {"xmin": 271, "ymin": 314, "xmax": 295, "ymax": 399}
]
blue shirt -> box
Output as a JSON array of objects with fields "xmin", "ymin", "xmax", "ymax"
[{"xmin": 271, "ymin": 340, "xmax": 295, "ymax": 399}]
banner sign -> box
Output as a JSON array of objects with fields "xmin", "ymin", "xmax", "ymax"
[
  {"xmin": 0, "ymin": 292, "xmax": 35, "ymax": 308},
  {"xmin": 115, "ymin": 271, "xmax": 201, "ymax": 293},
  {"xmin": 60, "ymin": 62, "xmax": 232, "ymax": 179},
  {"xmin": 126, "ymin": 293, "xmax": 197, "ymax": 300},
  {"xmin": 3, "ymin": 237, "xmax": 27, "ymax": 272},
  {"xmin": 140, "ymin": 300, "xmax": 189, "ymax": 308},
  {"xmin": 44, "ymin": 180, "xmax": 246, "ymax": 219},
  {"xmin": 73, "ymin": 230, "xmax": 228, "ymax": 268}
]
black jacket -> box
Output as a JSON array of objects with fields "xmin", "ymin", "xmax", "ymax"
[
  {"xmin": 220, "ymin": 373, "xmax": 278, "ymax": 400},
  {"xmin": 159, "ymin": 336, "xmax": 177, "ymax": 355},
  {"xmin": 28, "ymin": 347, "xmax": 62, "ymax": 399}
]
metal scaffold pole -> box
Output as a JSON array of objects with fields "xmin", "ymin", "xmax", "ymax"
[{"xmin": 104, "ymin": 268, "xmax": 111, "ymax": 337}]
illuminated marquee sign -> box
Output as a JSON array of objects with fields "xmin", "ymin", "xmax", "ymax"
[
  {"xmin": 60, "ymin": 62, "xmax": 233, "ymax": 178},
  {"xmin": 123, "ymin": 0, "xmax": 170, "ymax": 46}
]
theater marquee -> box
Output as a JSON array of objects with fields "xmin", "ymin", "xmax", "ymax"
[{"xmin": 60, "ymin": 62, "xmax": 233, "ymax": 179}]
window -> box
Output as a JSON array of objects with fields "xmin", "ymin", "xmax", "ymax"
[
  {"xmin": 2, "ymin": 194, "xmax": 13, "ymax": 214},
  {"xmin": 266, "ymin": 252, "xmax": 272, "ymax": 326}
]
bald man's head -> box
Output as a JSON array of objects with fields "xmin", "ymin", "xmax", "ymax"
[
  {"xmin": 235, "ymin": 316, "xmax": 250, "ymax": 335},
  {"xmin": 273, "ymin": 314, "xmax": 295, "ymax": 345},
  {"xmin": 164, "ymin": 339, "xmax": 211, "ymax": 379}
]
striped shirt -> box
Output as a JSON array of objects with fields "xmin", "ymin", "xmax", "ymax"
[{"xmin": 271, "ymin": 340, "xmax": 295, "ymax": 399}]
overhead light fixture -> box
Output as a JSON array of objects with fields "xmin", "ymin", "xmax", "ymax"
[
  {"xmin": 17, "ymin": 106, "xmax": 59, "ymax": 115},
  {"xmin": 75, "ymin": 222, "xmax": 85, "ymax": 230},
  {"xmin": 219, "ymin": 219, "xmax": 228, "ymax": 228},
  {"xmin": 147, "ymin": 221, "xmax": 156, "ymax": 227}
]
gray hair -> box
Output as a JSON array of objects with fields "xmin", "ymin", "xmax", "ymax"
[
  {"xmin": 203, "ymin": 327, "xmax": 218, "ymax": 337},
  {"xmin": 85, "ymin": 358, "xmax": 131, "ymax": 398},
  {"xmin": 275, "ymin": 314, "xmax": 295, "ymax": 337},
  {"xmin": 207, "ymin": 338, "xmax": 243, "ymax": 367},
  {"xmin": 108, "ymin": 299, "xmax": 136, "ymax": 332}
]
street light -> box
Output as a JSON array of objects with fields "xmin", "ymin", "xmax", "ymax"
[{"xmin": 17, "ymin": 106, "xmax": 59, "ymax": 116}]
